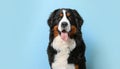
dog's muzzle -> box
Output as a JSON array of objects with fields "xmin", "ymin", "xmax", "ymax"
[{"xmin": 61, "ymin": 22, "xmax": 68, "ymax": 28}]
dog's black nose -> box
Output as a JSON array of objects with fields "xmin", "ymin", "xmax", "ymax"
[{"xmin": 61, "ymin": 22, "xmax": 68, "ymax": 28}]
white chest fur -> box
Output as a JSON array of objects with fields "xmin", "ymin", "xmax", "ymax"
[{"xmin": 51, "ymin": 35, "xmax": 76, "ymax": 69}]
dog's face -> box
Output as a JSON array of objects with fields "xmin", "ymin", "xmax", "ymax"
[{"xmin": 48, "ymin": 8, "xmax": 83, "ymax": 41}]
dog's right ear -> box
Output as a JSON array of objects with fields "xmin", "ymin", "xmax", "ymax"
[
  {"xmin": 72, "ymin": 9, "xmax": 84, "ymax": 28},
  {"xmin": 48, "ymin": 9, "xmax": 59, "ymax": 27}
]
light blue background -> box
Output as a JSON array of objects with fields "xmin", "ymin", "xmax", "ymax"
[{"xmin": 0, "ymin": 0, "xmax": 120, "ymax": 69}]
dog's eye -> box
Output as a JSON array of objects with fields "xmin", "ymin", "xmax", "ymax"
[
  {"xmin": 68, "ymin": 17, "xmax": 71, "ymax": 20},
  {"xmin": 59, "ymin": 13, "xmax": 63, "ymax": 17},
  {"xmin": 67, "ymin": 12, "xmax": 71, "ymax": 17}
]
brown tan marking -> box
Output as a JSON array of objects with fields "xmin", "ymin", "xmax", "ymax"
[
  {"xmin": 59, "ymin": 13, "xmax": 63, "ymax": 17},
  {"xmin": 53, "ymin": 25, "xmax": 59, "ymax": 37},
  {"xmin": 67, "ymin": 12, "xmax": 71, "ymax": 17},
  {"xmin": 69, "ymin": 25, "xmax": 77, "ymax": 37},
  {"xmin": 75, "ymin": 64, "xmax": 79, "ymax": 69}
]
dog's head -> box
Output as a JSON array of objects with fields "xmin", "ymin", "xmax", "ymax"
[{"xmin": 48, "ymin": 8, "xmax": 83, "ymax": 41}]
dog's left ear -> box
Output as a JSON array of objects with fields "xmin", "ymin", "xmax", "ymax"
[
  {"xmin": 48, "ymin": 9, "xmax": 59, "ymax": 27},
  {"xmin": 72, "ymin": 9, "xmax": 84, "ymax": 28}
]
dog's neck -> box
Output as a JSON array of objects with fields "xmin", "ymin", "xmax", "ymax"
[{"xmin": 51, "ymin": 35, "xmax": 76, "ymax": 69}]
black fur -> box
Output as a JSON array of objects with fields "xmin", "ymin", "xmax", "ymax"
[{"xmin": 47, "ymin": 8, "xmax": 86, "ymax": 69}]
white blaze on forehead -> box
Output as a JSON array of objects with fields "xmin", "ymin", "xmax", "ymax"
[{"xmin": 58, "ymin": 10, "xmax": 71, "ymax": 32}]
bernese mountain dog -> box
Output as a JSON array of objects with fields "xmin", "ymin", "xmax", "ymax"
[{"xmin": 47, "ymin": 8, "xmax": 86, "ymax": 69}]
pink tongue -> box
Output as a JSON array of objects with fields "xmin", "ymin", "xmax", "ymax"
[{"xmin": 61, "ymin": 32, "xmax": 68, "ymax": 41}]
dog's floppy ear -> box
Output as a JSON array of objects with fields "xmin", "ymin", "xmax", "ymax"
[
  {"xmin": 48, "ymin": 9, "xmax": 59, "ymax": 27},
  {"xmin": 72, "ymin": 9, "xmax": 84, "ymax": 28}
]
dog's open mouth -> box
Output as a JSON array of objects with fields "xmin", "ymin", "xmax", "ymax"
[{"xmin": 60, "ymin": 30, "xmax": 68, "ymax": 41}]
